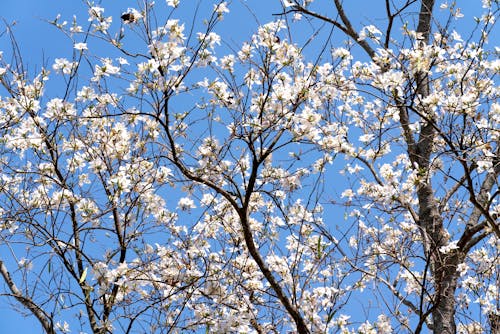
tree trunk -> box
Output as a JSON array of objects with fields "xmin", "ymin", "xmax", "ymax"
[{"xmin": 431, "ymin": 252, "xmax": 463, "ymax": 334}]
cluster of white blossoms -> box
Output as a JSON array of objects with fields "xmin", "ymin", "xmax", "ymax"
[{"xmin": 88, "ymin": 6, "xmax": 112, "ymax": 32}]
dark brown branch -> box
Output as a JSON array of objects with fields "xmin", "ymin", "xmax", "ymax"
[
  {"xmin": 283, "ymin": 2, "xmax": 376, "ymax": 59},
  {"xmin": 0, "ymin": 259, "xmax": 55, "ymax": 334}
]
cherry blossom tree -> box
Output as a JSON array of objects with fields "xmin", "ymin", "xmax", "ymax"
[{"xmin": 0, "ymin": 0, "xmax": 498, "ymax": 333}]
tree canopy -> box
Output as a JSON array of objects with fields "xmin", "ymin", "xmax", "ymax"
[{"xmin": 0, "ymin": 1, "xmax": 498, "ymax": 333}]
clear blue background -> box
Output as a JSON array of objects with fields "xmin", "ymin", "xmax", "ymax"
[{"xmin": 0, "ymin": 0, "xmax": 494, "ymax": 333}]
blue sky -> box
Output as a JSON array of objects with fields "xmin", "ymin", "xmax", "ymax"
[{"xmin": 0, "ymin": 0, "xmax": 495, "ymax": 333}]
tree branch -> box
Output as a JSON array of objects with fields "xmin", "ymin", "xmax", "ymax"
[{"xmin": 0, "ymin": 259, "xmax": 55, "ymax": 334}]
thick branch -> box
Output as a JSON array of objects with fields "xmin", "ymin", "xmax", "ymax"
[
  {"xmin": 416, "ymin": 0, "xmax": 435, "ymax": 43},
  {"xmin": 285, "ymin": 1, "xmax": 376, "ymax": 59},
  {"xmin": 0, "ymin": 259, "xmax": 55, "ymax": 334}
]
